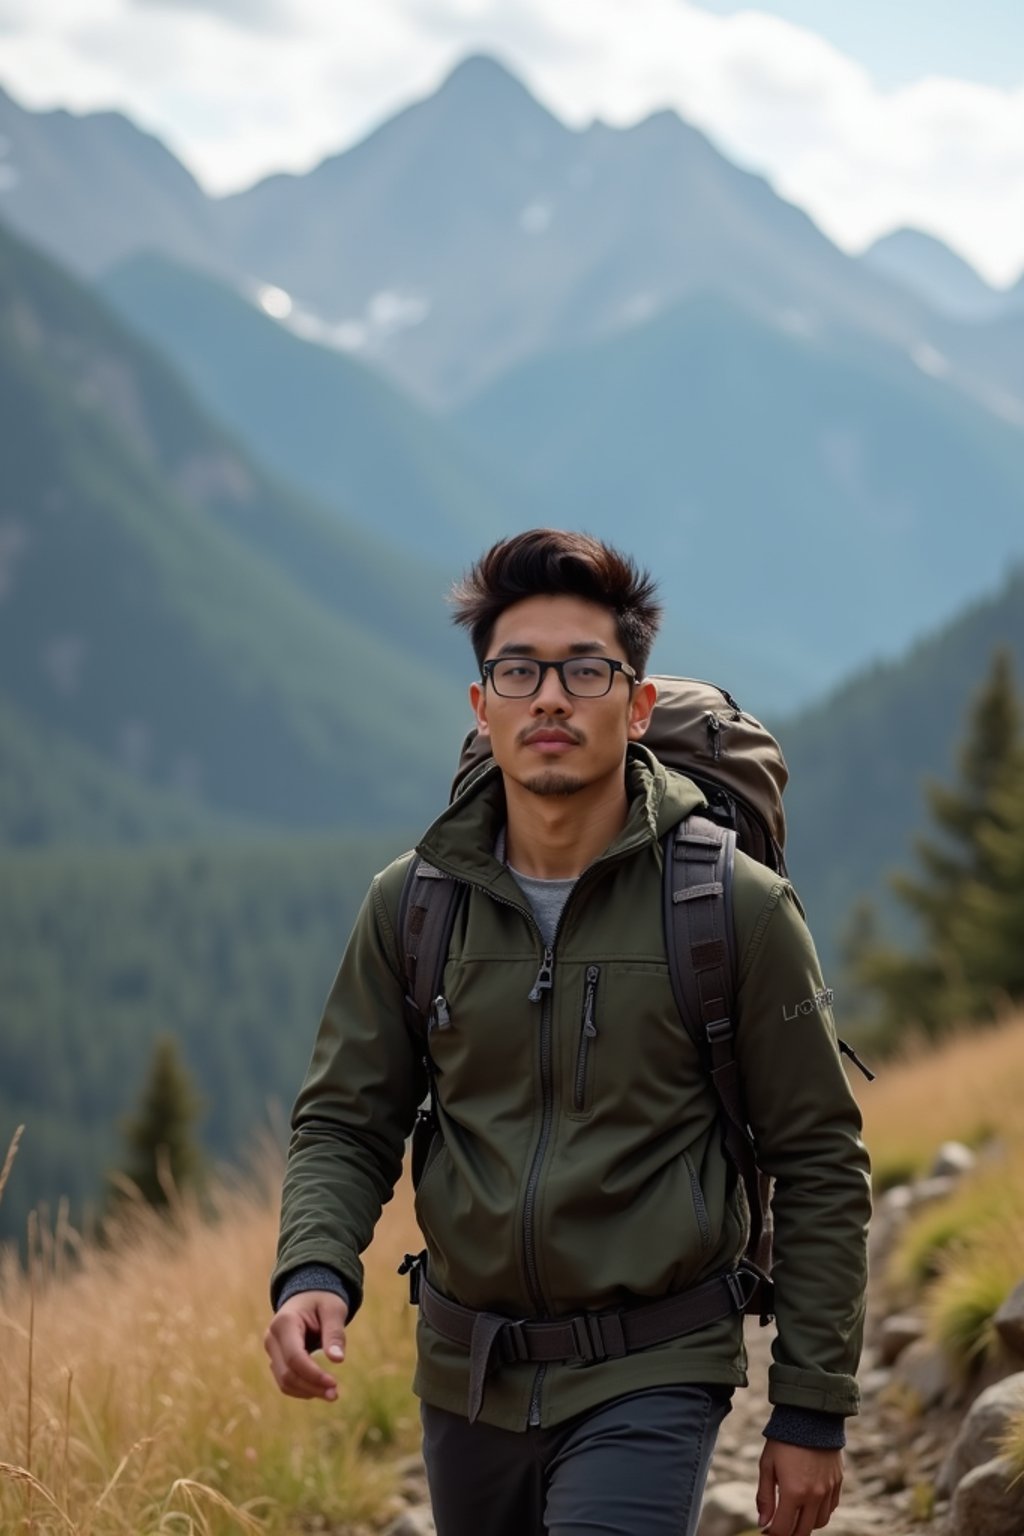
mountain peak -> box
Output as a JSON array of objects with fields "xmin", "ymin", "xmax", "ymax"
[{"xmin": 433, "ymin": 52, "xmax": 558, "ymax": 127}]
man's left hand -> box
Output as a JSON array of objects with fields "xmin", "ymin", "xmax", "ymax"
[{"xmin": 756, "ymin": 1440, "xmax": 843, "ymax": 1535}]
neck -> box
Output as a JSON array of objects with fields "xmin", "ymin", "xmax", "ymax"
[{"xmin": 503, "ymin": 772, "xmax": 631, "ymax": 879}]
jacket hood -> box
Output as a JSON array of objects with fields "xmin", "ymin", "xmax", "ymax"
[{"xmin": 417, "ymin": 744, "xmax": 707, "ymax": 887}]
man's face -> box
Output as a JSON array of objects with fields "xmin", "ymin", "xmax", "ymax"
[{"xmin": 468, "ymin": 594, "xmax": 656, "ymax": 798}]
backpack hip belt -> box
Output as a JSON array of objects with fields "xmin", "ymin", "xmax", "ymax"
[{"xmin": 401, "ymin": 1252, "xmax": 769, "ymax": 1423}]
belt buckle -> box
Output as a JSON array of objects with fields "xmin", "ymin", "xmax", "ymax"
[
  {"xmin": 500, "ymin": 1319, "xmax": 531, "ymax": 1364},
  {"xmin": 570, "ymin": 1313, "xmax": 607, "ymax": 1365},
  {"xmin": 725, "ymin": 1268, "xmax": 754, "ymax": 1312}
]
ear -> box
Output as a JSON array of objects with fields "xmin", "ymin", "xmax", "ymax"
[
  {"xmin": 627, "ymin": 678, "xmax": 658, "ymax": 741},
  {"xmin": 469, "ymin": 678, "xmax": 490, "ymax": 736}
]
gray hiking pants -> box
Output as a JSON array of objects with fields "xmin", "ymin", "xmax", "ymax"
[{"xmin": 420, "ymin": 1385, "xmax": 733, "ymax": 1536}]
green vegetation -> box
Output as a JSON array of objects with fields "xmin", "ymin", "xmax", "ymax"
[
  {"xmin": 0, "ymin": 214, "xmax": 469, "ymax": 834},
  {"xmin": 99, "ymin": 252, "xmax": 513, "ymax": 561},
  {"xmin": 0, "ymin": 831, "xmax": 408, "ymax": 1243},
  {"xmin": 849, "ymin": 649, "xmax": 1024, "ymax": 1045},
  {"xmin": 115, "ymin": 1034, "xmax": 206, "ymax": 1209}
]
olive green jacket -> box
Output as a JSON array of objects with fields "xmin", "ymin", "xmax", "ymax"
[{"xmin": 273, "ymin": 747, "xmax": 871, "ymax": 1431}]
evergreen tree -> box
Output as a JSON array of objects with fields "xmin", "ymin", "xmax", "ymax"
[
  {"xmin": 856, "ymin": 648, "xmax": 1023, "ymax": 1040},
  {"xmin": 115, "ymin": 1034, "xmax": 205, "ymax": 1208},
  {"xmin": 956, "ymin": 753, "xmax": 1024, "ymax": 1008}
]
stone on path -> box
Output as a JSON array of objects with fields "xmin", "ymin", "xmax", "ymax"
[
  {"xmin": 929, "ymin": 1142, "xmax": 976, "ymax": 1179},
  {"xmin": 878, "ymin": 1315, "xmax": 925, "ymax": 1367},
  {"xmin": 948, "ymin": 1454, "xmax": 1024, "ymax": 1536},
  {"xmin": 696, "ymin": 1481, "xmax": 760, "ymax": 1536},
  {"xmin": 889, "ymin": 1338, "xmax": 956, "ymax": 1411},
  {"xmin": 384, "ymin": 1506, "xmax": 435, "ymax": 1536},
  {"xmin": 936, "ymin": 1371, "xmax": 1024, "ymax": 1496},
  {"xmin": 994, "ymin": 1280, "xmax": 1024, "ymax": 1359}
]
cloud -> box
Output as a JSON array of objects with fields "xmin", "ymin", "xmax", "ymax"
[
  {"xmin": 0, "ymin": 0, "xmax": 1022, "ymax": 285},
  {"xmin": 127, "ymin": 0, "xmax": 294, "ymax": 33}
]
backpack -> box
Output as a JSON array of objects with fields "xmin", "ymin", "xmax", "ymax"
[{"xmin": 398, "ymin": 678, "xmax": 866, "ymax": 1324}]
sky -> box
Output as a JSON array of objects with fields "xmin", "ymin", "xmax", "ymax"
[{"xmin": 1, "ymin": 0, "xmax": 1023, "ymax": 286}]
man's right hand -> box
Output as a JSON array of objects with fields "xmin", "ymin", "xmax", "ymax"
[{"xmin": 264, "ymin": 1290, "xmax": 349, "ymax": 1402}]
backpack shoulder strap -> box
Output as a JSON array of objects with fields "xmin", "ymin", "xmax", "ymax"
[
  {"xmin": 662, "ymin": 815, "xmax": 774, "ymax": 1314},
  {"xmin": 662, "ymin": 813, "xmax": 740, "ymax": 1119},
  {"xmin": 398, "ymin": 857, "xmax": 465, "ymax": 1027},
  {"xmin": 397, "ymin": 857, "xmax": 466, "ymax": 1189}
]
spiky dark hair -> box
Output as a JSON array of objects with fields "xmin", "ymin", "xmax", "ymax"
[{"xmin": 449, "ymin": 528, "xmax": 661, "ymax": 676}]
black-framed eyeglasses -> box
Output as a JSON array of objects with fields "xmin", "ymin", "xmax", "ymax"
[{"xmin": 481, "ymin": 656, "xmax": 638, "ymax": 699}]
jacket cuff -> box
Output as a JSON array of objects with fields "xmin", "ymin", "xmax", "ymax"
[
  {"xmin": 763, "ymin": 1405, "xmax": 846, "ymax": 1449},
  {"xmin": 768, "ymin": 1362, "xmax": 860, "ymax": 1417},
  {"xmin": 274, "ymin": 1263, "xmax": 352, "ymax": 1315}
]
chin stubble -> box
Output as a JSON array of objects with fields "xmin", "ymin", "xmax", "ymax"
[{"xmin": 523, "ymin": 772, "xmax": 586, "ymax": 797}]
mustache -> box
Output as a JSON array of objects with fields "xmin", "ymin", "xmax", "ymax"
[{"xmin": 517, "ymin": 722, "xmax": 586, "ymax": 747}]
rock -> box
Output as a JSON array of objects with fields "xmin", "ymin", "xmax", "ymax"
[
  {"xmin": 880, "ymin": 1184, "xmax": 914, "ymax": 1218},
  {"xmin": 994, "ymin": 1280, "xmax": 1024, "ymax": 1359},
  {"xmin": 696, "ymin": 1481, "xmax": 760, "ymax": 1536},
  {"xmin": 384, "ymin": 1507, "xmax": 435, "ymax": 1536},
  {"xmin": 889, "ymin": 1338, "xmax": 956, "ymax": 1411},
  {"xmin": 948, "ymin": 1454, "xmax": 1024, "ymax": 1536},
  {"xmin": 907, "ymin": 1175, "xmax": 956, "ymax": 1210},
  {"xmin": 929, "ymin": 1142, "xmax": 976, "ymax": 1179},
  {"xmin": 936, "ymin": 1371, "xmax": 1024, "ymax": 1496},
  {"xmin": 858, "ymin": 1366, "xmax": 892, "ymax": 1398},
  {"xmin": 878, "ymin": 1315, "xmax": 925, "ymax": 1367}
]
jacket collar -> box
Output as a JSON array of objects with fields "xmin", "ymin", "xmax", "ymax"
[{"xmin": 416, "ymin": 744, "xmax": 707, "ymax": 892}]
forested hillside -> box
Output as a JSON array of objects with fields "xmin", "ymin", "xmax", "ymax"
[
  {"xmin": 782, "ymin": 565, "xmax": 1024, "ymax": 967},
  {"xmin": 0, "ymin": 216, "xmax": 468, "ymax": 832},
  {"xmin": 0, "ymin": 832, "xmax": 408, "ymax": 1242}
]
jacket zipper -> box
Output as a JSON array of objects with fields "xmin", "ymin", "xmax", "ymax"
[
  {"xmin": 523, "ymin": 944, "xmax": 555, "ymax": 1311},
  {"xmin": 572, "ymin": 966, "xmax": 600, "ymax": 1112},
  {"xmin": 683, "ymin": 1150, "xmax": 711, "ymax": 1250},
  {"xmin": 525, "ymin": 946, "xmax": 555, "ymax": 1427},
  {"xmin": 411, "ymin": 848, "xmax": 646, "ymax": 1430}
]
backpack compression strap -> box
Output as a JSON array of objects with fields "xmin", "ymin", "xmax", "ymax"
[
  {"xmin": 397, "ymin": 857, "xmax": 465, "ymax": 1187},
  {"xmin": 662, "ymin": 815, "xmax": 774, "ymax": 1320}
]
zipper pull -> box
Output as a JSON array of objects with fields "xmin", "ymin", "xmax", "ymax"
[
  {"xmin": 583, "ymin": 966, "xmax": 599, "ymax": 1036},
  {"xmin": 430, "ymin": 995, "xmax": 452, "ymax": 1031},
  {"xmin": 528, "ymin": 947, "xmax": 555, "ymax": 1002},
  {"xmin": 706, "ymin": 713, "xmax": 722, "ymax": 761},
  {"xmin": 838, "ymin": 1037, "xmax": 875, "ymax": 1082}
]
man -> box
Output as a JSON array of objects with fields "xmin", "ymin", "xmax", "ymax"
[{"xmin": 266, "ymin": 529, "xmax": 871, "ymax": 1536}]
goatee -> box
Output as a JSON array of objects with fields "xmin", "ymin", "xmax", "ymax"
[{"xmin": 524, "ymin": 771, "xmax": 585, "ymax": 797}]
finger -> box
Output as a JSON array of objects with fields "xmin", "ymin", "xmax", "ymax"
[
  {"xmin": 317, "ymin": 1307, "xmax": 348, "ymax": 1364},
  {"xmin": 272, "ymin": 1315, "xmax": 339, "ymax": 1395},
  {"xmin": 279, "ymin": 1366, "xmax": 327, "ymax": 1400},
  {"xmin": 756, "ymin": 1449, "xmax": 777, "ymax": 1529},
  {"xmin": 828, "ymin": 1479, "xmax": 842, "ymax": 1518},
  {"xmin": 762, "ymin": 1493, "xmax": 800, "ymax": 1536}
]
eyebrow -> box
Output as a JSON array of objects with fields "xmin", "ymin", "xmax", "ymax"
[{"xmin": 494, "ymin": 640, "xmax": 610, "ymax": 658}]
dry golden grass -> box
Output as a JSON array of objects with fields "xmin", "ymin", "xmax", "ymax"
[
  {"xmin": 858, "ymin": 1010, "xmax": 1024, "ymax": 1186},
  {"xmin": 0, "ymin": 1138, "xmax": 423, "ymax": 1536},
  {"xmin": 859, "ymin": 1011, "xmax": 1024, "ymax": 1373}
]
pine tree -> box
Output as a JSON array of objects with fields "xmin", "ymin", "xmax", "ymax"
[
  {"xmin": 856, "ymin": 648, "xmax": 1022, "ymax": 1040},
  {"xmin": 116, "ymin": 1034, "xmax": 204, "ymax": 1208},
  {"xmin": 955, "ymin": 753, "xmax": 1024, "ymax": 1007}
]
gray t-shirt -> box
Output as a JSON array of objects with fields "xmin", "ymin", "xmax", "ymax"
[{"xmin": 495, "ymin": 825, "xmax": 577, "ymax": 946}]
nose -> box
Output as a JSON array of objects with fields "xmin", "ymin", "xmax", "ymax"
[{"xmin": 530, "ymin": 664, "xmax": 574, "ymax": 715}]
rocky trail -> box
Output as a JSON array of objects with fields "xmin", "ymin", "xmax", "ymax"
[{"xmin": 381, "ymin": 1142, "xmax": 1024, "ymax": 1536}]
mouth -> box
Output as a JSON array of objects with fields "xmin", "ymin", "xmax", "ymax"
[{"xmin": 522, "ymin": 729, "xmax": 581, "ymax": 755}]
